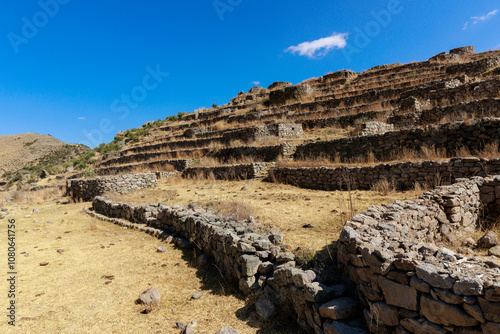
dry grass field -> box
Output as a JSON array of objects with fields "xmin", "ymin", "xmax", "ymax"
[
  {"xmin": 112, "ymin": 177, "xmax": 425, "ymax": 252},
  {"xmin": 0, "ymin": 196, "xmax": 296, "ymax": 334},
  {"xmin": 2, "ymin": 172, "xmax": 497, "ymax": 333}
]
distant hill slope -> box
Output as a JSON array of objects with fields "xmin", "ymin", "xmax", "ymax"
[{"xmin": 0, "ymin": 133, "xmax": 87, "ymax": 174}]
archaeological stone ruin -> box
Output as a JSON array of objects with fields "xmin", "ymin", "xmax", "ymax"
[{"xmin": 65, "ymin": 47, "xmax": 500, "ymax": 333}]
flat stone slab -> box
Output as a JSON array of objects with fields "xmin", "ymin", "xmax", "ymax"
[{"xmin": 319, "ymin": 297, "xmax": 359, "ymax": 320}]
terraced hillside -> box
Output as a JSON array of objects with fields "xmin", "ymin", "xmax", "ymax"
[
  {"xmin": 94, "ymin": 46, "xmax": 500, "ymax": 182},
  {"xmin": 60, "ymin": 46, "xmax": 500, "ymax": 334}
]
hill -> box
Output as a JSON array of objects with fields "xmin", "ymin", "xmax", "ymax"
[{"xmin": 0, "ymin": 133, "xmax": 90, "ymax": 184}]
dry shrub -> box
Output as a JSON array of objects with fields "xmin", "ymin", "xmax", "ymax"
[
  {"xmin": 256, "ymin": 136, "xmax": 281, "ymax": 147},
  {"xmin": 194, "ymin": 156, "xmax": 256, "ymax": 168},
  {"xmin": 215, "ymin": 200, "xmax": 254, "ymax": 221},
  {"xmin": 371, "ymin": 178, "xmax": 396, "ymax": 196},
  {"xmin": 421, "ymin": 145, "xmax": 447, "ymax": 160},
  {"xmin": 185, "ymin": 170, "xmax": 217, "ymax": 182},
  {"xmin": 413, "ymin": 181, "xmax": 430, "ymax": 193},
  {"xmin": 11, "ymin": 190, "xmax": 26, "ymax": 203},
  {"xmin": 130, "ymin": 163, "xmax": 175, "ymax": 173},
  {"xmin": 275, "ymin": 155, "xmax": 332, "ymax": 168},
  {"xmin": 165, "ymin": 189, "xmax": 178, "ymax": 201},
  {"xmin": 478, "ymin": 141, "xmax": 500, "ymax": 159},
  {"xmin": 228, "ymin": 139, "xmax": 246, "ymax": 148}
]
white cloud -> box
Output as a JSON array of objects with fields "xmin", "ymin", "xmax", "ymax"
[
  {"xmin": 285, "ymin": 32, "xmax": 348, "ymax": 59},
  {"xmin": 472, "ymin": 9, "xmax": 498, "ymax": 24},
  {"xmin": 252, "ymin": 81, "xmax": 260, "ymax": 86},
  {"xmin": 78, "ymin": 117, "xmax": 85, "ymax": 120},
  {"xmin": 464, "ymin": 9, "xmax": 498, "ymax": 30}
]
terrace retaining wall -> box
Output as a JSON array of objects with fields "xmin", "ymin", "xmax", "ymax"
[
  {"xmin": 337, "ymin": 175, "xmax": 500, "ymax": 333},
  {"xmin": 96, "ymin": 159, "xmax": 194, "ymax": 175},
  {"xmin": 295, "ymin": 118, "xmax": 500, "ymax": 162},
  {"xmin": 270, "ymin": 157, "xmax": 500, "ymax": 191},
  {"xmin": 182, "ymin": 163, "xmax": 270, "ymax": 180},
  {"xmin": 66, "ymin": 173, "xmax": 157, "ymax": 202}
]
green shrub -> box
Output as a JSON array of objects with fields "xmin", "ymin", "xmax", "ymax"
[{"xmin": 212, "ymin": 103, "xmax": 218, "ymax": 108}]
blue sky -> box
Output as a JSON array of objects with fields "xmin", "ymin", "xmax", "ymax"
[{"xmin": 1, "ymin": 0, "xmax": 499, "ymax": 147}]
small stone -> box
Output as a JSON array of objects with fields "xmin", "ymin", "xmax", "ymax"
[
  {"xmin": 56, "ymin": 249, "xmax": 65, "ymax": 254},
  {"xmin": 191, "ymin": 292, "xmax": 203, "ymax": 300},
  {"xmin": 32, "ymin": 208, "xmax": 40, "ymax": 214},
  {"xmin": 378, "ymin": 276, "xmax": 418, "ymax": 311},
  {"xmin": 478, "ymin": 231, "xmax": 498, "ymax": 249},
  {"xmin": 176, "ymin": 322, "xmax": 185, "ymax": 330},
  {"xmin": 463, "ymin": 237, "xmax": 477, "ymax": 248},
  {"xmin": 400, "ymin": 318, "xmax": 446, "ymax": 334},
  {"xmin": 488, "ymin": 245, "xmax": 500, "ymax": 258},
  {"xmin": 157, "ymin": 246, "xmax": 167, "ymax": 253},
  {"xmin": 453, "ymin": 276, "xmax": 484, "ymax": 296},
  {"xmin": 323, "ymin": 321, "xmax": 366, "ymax": 334},
  {"xmin": 319, "ymin": 297, "xmax": 359, "ymax": 320},
  {"xmin": 240, "ymin": 255, "xmax": 261, "ymax": 277},
  {"xmin": 463, "ymin": 303, "xmax": 485, "ymax": 323},
  {"xmin": 421, "ymin": 294, "xmax": 478, "ymax": 326},
  {"xmin": 275, "ymin": 252, "xmax": 294, "ymax": 263},
  {"xmin": 39, "ymin": 262, "xmax": 49, "ymax": 266},
  {"xmin": 181, "ymin": 323, "xmax": 195, "ymax": 334},
  {"xmin": 138, "ymin": 286, "xmax": 161, "ymax": 305},
  {"xmin": 215, "ymin": 326, "xmax": 240, "ymax": 334},
  {"xmin": 416, "ymin": 263, "xmax": 455, "ymax": 289},
  {"xmin": 478, "ymin": 297, "xmax": 500, "ymax": 322},
  {"xmin": 196, "ymin": 254, "xmax": 208, "ymax": 266},
  {"xmin": 255, "ymin": 294, "xmax": 276, "ymax": 321}
]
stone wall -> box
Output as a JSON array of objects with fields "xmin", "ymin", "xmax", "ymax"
[
  {"xmin": 337, "ymin": 176, "xmax": 500, "ymax": 333},
  {"xmin": 388, "ymin": 98, "xmax": 500, "ymax": 128},
  {"xmin": 269, "ymin": 85, "xmax": 313, "ymax": 105},
  {"xmin": 66, "ymin": 173, "xmax": 157, "ymax": 202},
  {"xmin": 361, "ymin": 121, "xmax": 394, "ymax": 136},
  {"xmin": 295, "ymin": 118, "xmax": 500, "ymax": 162},
  {"xmin": 155, "ymin": 171, "xmax": 179, "ymax": 179},
  {"xmin": 90, "ymin": 197, "xmax": 365, "ymax": 333},
  {"xmin": 212, "ymin": 144, "xmax": 284, "ymax": 163},
  {"xmin": 221, "ymin": 123, "xmax": 303, "ymax": 144},
  {"xmin": 96, "ymin": 159, "xmax": 194, "ymax": 175},
  {"xmin": 270, "ymin": 157, "xmax": 500, "ymax": 191},
  {"xmin": 97, "ymin": 150, "xmax": 206, "ymax": 168},
  {"xmin": 182, "ymin": 163, "xmax": 270, "ymax": 181},
  {"xmin": 299, "ymin": 110, "xmax": 390, "ymax": 131}
]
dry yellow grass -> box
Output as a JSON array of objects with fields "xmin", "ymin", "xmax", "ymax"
[
  {"xmin": 113, "ymin": 178, "xmax": 424, "ymax": 252},
  {"xmin": 0, "ymin": 199, "xmax": 294, "ymax": 334}
]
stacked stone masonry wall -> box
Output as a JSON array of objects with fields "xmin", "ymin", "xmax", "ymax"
[
  {"xmin": 182, "ymin": 163, "xmax": 270, "ymax": 180},
  {"xmin": 295, "ymin": 118, "xmax": 500, "ymax": 162},
  {"xmin": 270, "ymin": 157, "xmax": 500, "ymax": 191},
  {"xmin": 66, "ymin": 173, "xmax": 157, "ymax": 202},
  {"xmin": 90, "ymin": 197, "xmax": 362, "ymax": 333},
  {"xmin": 337, "ymin": 175, "xmax": 500, "ymax": 333},
  {"xmin": 96, "ymin": 159, "xmax": 194, "ymax": 175}
]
